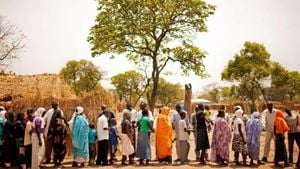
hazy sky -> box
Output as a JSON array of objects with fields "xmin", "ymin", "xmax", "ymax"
[{"xmin": 1, "ymin": 0, "xmax": 300, "ymax": 93}]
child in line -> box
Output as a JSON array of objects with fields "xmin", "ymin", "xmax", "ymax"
[
  {"xmin": 178, "ymin": 112, "xmax": 194, "ymax": 164},
  {"xmin": 109, "ymin": 118, "xmax": 120, "ymax": 165},
  {"xmin": 88, "ymin": 123, "xmax": 97, "ymax": 165}
]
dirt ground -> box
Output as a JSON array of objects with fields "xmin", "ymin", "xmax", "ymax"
[{"xmin": 39, "ymin": 130, "xmax": 298, "ymax": 169}]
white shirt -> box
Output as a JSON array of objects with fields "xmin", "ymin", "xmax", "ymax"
[
  {"xmin": 263, "ymin": 108, "xmax": 277, "ymax": 132},
  {"xmin": 178, "ymin": 119, "xmax": 189, "ymax": 141},
  {"xmin": 43, "ymin": 108, "xmax": 64, "ymax": 136},
  {"xmin": 97, "ymin": 115, "xmax": 109, "ymax": 140},
  {"xmin": 120, "ymin": 108, "xmax": 137, "ymax": 123},
  {"xmin": 136, "ymin": 110, "xmax": 154, "ymax": 122},
  {"xmin": 171, "ymin": 110, "xmax": 189, "ymax": 136},
  {"xmin": 24, "ymin": 121, "xmax": 32, "ymax": 146}
]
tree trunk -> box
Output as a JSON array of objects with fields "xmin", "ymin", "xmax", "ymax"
[
  {"xmin": 184, "ymin": 84, "xmax": 192, "ymax": 121},
  {"xmin": 149, "ymin": 60, "xmax": 159, "ymax": 113}
]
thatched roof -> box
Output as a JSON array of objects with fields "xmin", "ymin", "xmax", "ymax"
[{"xmin": 0, "ymin": 73, "xmax": 79, "ymax": 112}]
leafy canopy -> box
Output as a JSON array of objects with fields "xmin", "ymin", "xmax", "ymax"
[
  {"xmin": 88, "ymin": 0, "xmax": 215, "ymax": 110},
  {"xmin": 60, "ymin": 59, "xmax": 102, "ymax": 95},
  {"xmin": 111, "ymin": 70, "xmax": 146, "ymax": 106},
  {"xmin": 222, "ymin": 41, "xmax": 272, "ymax": 104}
]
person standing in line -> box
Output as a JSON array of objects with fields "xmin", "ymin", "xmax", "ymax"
[
  {"xmin": 24, "ymin": 109, "xmax": 34, "ymax": 169},
  {"xmin": 15, "ymin": 112, "xmax": 26, "ymax": 167},
  {"xmin": 246, "ymin": 112, "xmax": 263, "ymax": 166},
  {"xmin": 136, "ymin": 109, "xmax": 153, "ymax": 165},
  {"xmin": 156, "ymin": 107, "xmax": 173, "ymax": 164},
  {"xmin": 109, "ymin": 118, "xmax": 119, "ymax": 165},
  {"xmin": 96, "ymin": 110, "xmax": 110, "ymax": 166},
  {"xmin": 195, "ymin": 104, "xmax": 210, "ymax": 164},
  {"xmin": 285, "ymin": 107, "xmax": 300, "ymax": 166},
  {"xmin": 31, "ymin": 108, "xmax": 46, "ymax": 169},
  {"xmin": 261, "ymin": 102, "xmax": 276, "ymax": 162},
  {"xmin": 232, "ymin": 109, "xmax": 248, "ymax": 165},
  {"xmin": 274, "ymin": 111, "xmax": 289, "ymax": 167},
  {"xmin": 171, "ymin": 104, "xmax": 189, "ymax": 162},
  {"xmin": 72, "ymin": 107, "xmax": 89, "ymax": 167},
  {"xmin": 48, "ymin": 109, "xmax": 68, "ymax": 166},
  {"xmin": 88, "ymin": 123, "xmax": 97, "ymax": 165},
  {"xmin": 43, "ymin": 100, "xmax": 64, "ymax": 164},
  {"xmin": 210, "ymin": 109, "xmax": 231, "ymax": 166},
  {"xmin": 191, "ymin": 106, "xmax": 200, "ymax": 160},
  {"xmin": 120, "ymin": 112, "xmax": 135, "ymax": 165},
  {"xmin": 178, "ymin": 112, "xmax": 193, "ymax": 164}
]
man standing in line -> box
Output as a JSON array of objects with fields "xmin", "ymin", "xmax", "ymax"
[
  {"xmin": 43, "ymin": 100, "xmax": 64, "ymax": 164},
  {"xmin": 261, "ymin": 102, "xmax": 277, "ymax": 162},
  {"xmin": 171, "ymin": 104, "xmax": 189, "ymax": 161},
  {"xmin": 96, "ymin": 110, "xmax": 110, "ymax": 166}
]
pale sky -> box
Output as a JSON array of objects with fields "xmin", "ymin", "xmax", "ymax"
[{"xmin": 1, "ymin": 0, "xmax": 300, "ymax": 93}]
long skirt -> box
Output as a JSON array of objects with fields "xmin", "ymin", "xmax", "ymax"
[
  {"xmin": 31, "ymin": 133, "xmax": 45, "ymax": 169},
  {"xmin": 232, "ymin": 134, "xmax": 247, "ymax": 155},
  {"xmin": 247, "ymin": 141, "xmax": 260, "ymax": 160},
  {"xmin": 196, "ymin": 128, "xmax": 210, "ymax": 151},
  {"xmin": 136, "ymin": 132, "xmax": 151, "ymax": 160},
  {"xmin": 275, "ymin": 134, "xmax": 288, "ymax": 163},
  {"xmin": 121, "ymin": 133, "xmax": 134, "ymax": 156}
]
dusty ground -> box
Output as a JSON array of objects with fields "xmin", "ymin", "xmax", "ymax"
[{"xmin": 38, "ymin": 130, "xmax": 298, "ymax": 169}]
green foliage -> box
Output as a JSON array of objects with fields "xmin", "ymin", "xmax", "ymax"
[
  {"xmin": 222, "ymin": 41, "xmax": 272, "ymax": 104},
  {"xmin": 60, "ymin": 59, "xmax": 102, "ymax": 95},
  {"xmin": 88, "ymin": 0, "xmax": 215, "ymax": 110},
  {"xmin": 156, "ymin": 78, "xmax": 184, "ymax": 106},
  {"xmin": 111, "ymin": 70, "xmax": 146, "ymax": 106}
]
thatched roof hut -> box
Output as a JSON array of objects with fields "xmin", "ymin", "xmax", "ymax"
[{"xmin": 0, "ymin": 73, "xmax": 80, "ymax": 119}]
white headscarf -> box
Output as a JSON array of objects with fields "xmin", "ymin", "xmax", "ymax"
[
  {"xmin": 235, "ymin": 109, "xmax": 244, "ymax": 119},
  {"xmin": 32, "ymin": 107, "xmax": 46, "ymax": 129},
  {"xmin": 68, "ymin": 106, "xmax": 85, "ymax": 130},
  {"xmin": 34, "ymin": 107, "xmax": 46, "ymax": 117}
]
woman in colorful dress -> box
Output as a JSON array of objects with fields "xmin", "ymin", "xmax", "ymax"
[
  {"xmin": 136, "ymin": 109, "xmax": 153, "ymax": 165},
  {"xmin": 232, "ymin": 109, "xmax": 247, "ymax": 165},
  {"xmin": 246, "ymin": 111, "xmax": 263, "ymax": 165},
  {"xmin": 72, "ymin": 106, "xmax": 89, "ymax": 167},
  {"xmin": 156, "ymin": 107, "xmax": 173, "ymax": 164},
  {"xmin": 121, "ymin": 111, "xmax": 135, "ymax": 165},
  {"xmin": 210, "ymin": 109, "xmax": 231, "ymax": 165}
]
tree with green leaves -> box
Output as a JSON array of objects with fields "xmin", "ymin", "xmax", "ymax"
[
  {"xmin": 111, "ymin": 70, "xmax": 147, "ymax": 107},
  {"xmin": 222, "ymin": 41, "xmax": 272, "ymax": 107},
  {"xmin": 88, "ymin": 0, "xmax": 215, "ymax": 111},
  {"xmin": 155, "ymin": 78, "xmax": 184, "ymax": 106},
  {"xmin": 60, "ymin": 59, "xmax": 102, "ymax": 95}
]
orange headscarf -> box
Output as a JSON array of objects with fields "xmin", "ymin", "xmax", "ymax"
[
  {"xmin": 156, "ymin": 107, "xmax": 173, "ymax": 159},
  {"xmin": 274, "ymin": 111, "xmax": 289, "ymax": 134}
]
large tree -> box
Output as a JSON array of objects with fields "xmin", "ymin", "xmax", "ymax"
[
  {"xmin": 0, "ymin": 16, "xmax": 26, "ymax": 67},
  {"xmin": 60, "ymin": 59, "xmax": 103, "ymax": 95},
  {"xmin": 88, "ymin": 0, "xmax": 215, "ymax": 111},
  {"xmin": 222, "ymin": 41, "xmax": 272, "ymax": 107},
  {"xmin": 111, "ymin": 70, "xmax": 147, "ymax": 107}
]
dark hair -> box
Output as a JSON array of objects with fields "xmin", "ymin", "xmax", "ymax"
[
  {"xmin": 198, "ymin": 103, "xmax": 204, "ymax": 110},
  {"xmin": 180, "ymin": 112, "xmax": 186, "ymax": 118},
  {"xmin": 89, "ymin": 123, "xmax": 95, "ymax": 129},
  {"xmin": 142, "ymin": 109, "xmax": 149, "ymax": 117},
  {"xmin": 27, "ymin": 108, "xmax": 34, "ymax": 116},
  {"xmin": 16, "ymin": 112, "xmax": 24, "ymax": 121},
  {"xmin": 285, "ymin": 107, "xmax": 292, "ymax": 116},
  {"xmin": 110, "ymin": 118, "xmax": 117, "ymax": 125}
]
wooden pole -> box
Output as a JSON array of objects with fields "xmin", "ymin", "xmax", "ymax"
[{"xmin": 184, "ymin": 84, "xmax": 192, "ymax": 121}]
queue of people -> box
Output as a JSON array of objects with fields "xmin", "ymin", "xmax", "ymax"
[{"xmin": 0, "ymin": 101, "xmax": 299, "ymax": 168}]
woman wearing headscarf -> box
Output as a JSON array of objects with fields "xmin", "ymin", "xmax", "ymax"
[
  {"xmin": 72, "ymin": 106, "xmax": 89, "ymax": 167},
  {"xmin": 31, "ymin": 108, "xmax": 46, "ymax": 169},
  {"xmin": 120, "ymin": 111, "xmax": 134, "ymax": 165},
  {"xmin": 232, "ymin": 109, "xmax": 247, "ymax": 165},
  {"xmin": 210, "ymin": 109, "xmax": 231, "ymax": 165},
  {"xmin": 156, "ymin": 107, "xmax": 173, "ymax": 164},
  {"xmin": 274, "ymin": 111, "xmax": 289, "ymax": 167},
  {"xmin": 48, "ymin": 109, "xmax": 68, "ymax": 166},
  {"xmin": 246, "ymin": 112, "xmax": 263, "ymax": 165}
]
